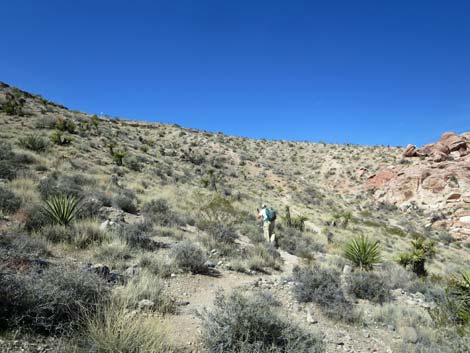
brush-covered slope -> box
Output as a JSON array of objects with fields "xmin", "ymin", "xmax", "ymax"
[{"xmin": 1, "ymin": 81, "xmax": 469, "ymax": 353}]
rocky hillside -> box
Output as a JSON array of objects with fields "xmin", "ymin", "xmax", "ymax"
[
  {"xmin": 365, "ymin": 132, "xmax": 470, "ymax": 241},
  {"xmin": 0, "ymin": 82, "xmax": 469, "ymax": 353}
]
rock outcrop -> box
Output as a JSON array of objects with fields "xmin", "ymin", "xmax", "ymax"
[
  {"xmin": 402, "ymin": 132, "xmax": 470, "ymax": 162},
  {"xmin": 365, "ymin": 132, "xmax": 470, "ymax": 241}
]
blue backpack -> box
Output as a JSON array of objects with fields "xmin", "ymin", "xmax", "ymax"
[{"xmin": 265, "ymin": 207, "xmax": 277, "ymax": 221}]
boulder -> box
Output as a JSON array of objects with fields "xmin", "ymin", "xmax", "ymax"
[{"xmin": 403, "ymin": 144, "xmax": 418, "ymax": 157}]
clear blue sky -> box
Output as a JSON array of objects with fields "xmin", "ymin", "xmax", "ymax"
[{"xmin": 2, "ymin": 0, "xmax": 470, "ymax": 146}]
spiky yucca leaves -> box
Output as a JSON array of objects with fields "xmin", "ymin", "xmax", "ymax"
[
  {"xmin": 343, "ymin": 235, "xmax": 381, "ymax": 271},
  {"xmin": 42, "ymin": 195, "xmax": 82, "ymax": 226},
  {"xmin": 397, "ymin": 236, "xmax": 436, "ymax": 277},
  {"xmin": 447, "ymin": 270, "xmax": 470, "ymax": 324}
]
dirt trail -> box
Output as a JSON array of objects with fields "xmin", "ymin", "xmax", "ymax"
[{"xmin": 166, "ymin": 248, "xmax": 299, "ymax": 351}]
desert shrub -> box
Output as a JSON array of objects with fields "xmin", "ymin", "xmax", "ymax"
[
  {"xmin": 84, "ymin": 303, "xmax": 171, "ymax": 353},
  {"xmin": 278, "ymin": 227, "xmax": 324, "ymax": 259},
  {"xmin": 55, "ymin": 117, "xmax": 76, "ymax": 133},
  {"xmin": 239, "ymin": 223, "xmax": 264, "ymax": 243},
  {"xmin": 94, "ymin": 240, "xmax": 132, "ymax": 270},
  {"xmin": 397, "ymin": 236, "xmax": 436, "ymax": 277},
  {"xmin": 292, "ymin": 265, "xmax": 358, "ymax": 322},
  {"xmin": 0, "ymin": 232, "xmax": 50, "ymax": 260},
  {"xmin": 18, "ymin": 134, "xmax": 49, "ymax": 152},
  {"xmin": 142, "ymin": 198, "xmax": 182, "ymax": 226},
  {"xmin": 1, "ymin": 99, "xmax": 24, "ymax": 116},
  {"xmin": 247, "ymin": 243, "xmax": 282, "ymax": 272},
  {"xmin": 139, "ymin": 254, "xmax": 177, "ymax": 278},
  {"xmin": 119, "ymin": 221, "xmax": 157, "ymax": 250},
  {"xmin": 40, "ymin": 224, "xmax": 75, "ymax": 243},
  {"xmin": 345, "ymin": 271, "xmax": 391, "ymax": 304},
  {"xmin": 24, "ymin": 204, "xmax": 51, "ymax": 231},
  {"xmin": 380, "ymin": 261, "xmax": 416, "ymax": 290},
  {"xmin": 445, "ymin": 270, "xmax": 470, "ymax": 324},
  {"xmin": 112, "ymin": 149, "xmax": 127, "ymax": 166},
  {"xmin": 50, "ymin": 129, "xmax": 73, "ymax": 145},
  {"xmin": 76, "ymin": 196, "xmax": 103, "ymax": 219},
  {"xmin": 0, "ymin": 186, "xmax": 22, "ymax": 214},
  {"xmin": 115, "ymin": 271, "xmax": 176, "ymax": 314},
  {"xmin": 0, "ymin": 142, "xmax": 17, "ymax": 180},
  {"xmin": 207, "ymin": 223, "xmax": 238, "ymax": 244},
  {"xmin": 199, "ymin": 290, "xmax": 324, "ymax": 353},
  {"xmin": 124, "ymin": 155, "xmax": 142, "ymax": 171},
  {"xmin": 72, "ymin": 220, "xmax": 109, "ymax": 248},
  {"xmin": 42, "ymin": 195, "xmax": 82, "ymax": 226},
  {"xmin": 113, "ymin": 193, "xmax": 138, "ymax": 214},
  {"xmin": 35, "ymin": 116, "xmax": 57, "ymax": 129},
  {"xmin": 0, "ymin": 265, "xmax": 109, "ymax": 334},
  {"xmin": 171, "ymin": 240, "xmax": 207, "ymax": 274},
  {"xmin": 38, "ymin": 173, "xmax": 90, "ymax": 199},
  {"xmin": 343, "ymin": 235, "xmax": 381, "ymax": 271}
]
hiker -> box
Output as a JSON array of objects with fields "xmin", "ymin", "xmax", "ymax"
[{"xmin": 257, "ymin": 204, "xmax": 276, "ymax": 243}]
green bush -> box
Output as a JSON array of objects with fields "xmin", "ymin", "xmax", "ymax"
[
  {"xmin": 446, "ymin": 270, "xmax": 470, "ymax": 324},
  {"xmin": 118, "ymin": 222, "xmax": 158, "ymax": 250},
  {"xmin": 42, "ymin": 195, "xmax": 82, "ymax": 226},
  {"xmin": 50, "ymin": 129, "xmax": 73, "ymax": 145},
  {"xmin": 171, "ymin": 240, "xmax": 207, "ymax": 274},
  {"xmin": 18, "ymin": 134, "xmax": 49, "ymax": 152},
  {"xmin": 199, "ymin": 290, "xmax": 325, "ymax": 353},
  {"xmin": 0, "ymin": 232, "xmax": 50, "ymax": 260},
  {"xmin": 124, "ymin": 155, "xmax": 142, "ymax": 171},
  {"xmin": 24, "ymin": 204, "xmax": 51, "ymax": 231},
  {"xmin": 0, "ymin": 186, "xmax": 22, "ymax": 214},
  {"xmin": 345, "ymin": 271, "xmax": 391, "ymax": 304},
  {"xmin": 292, "ymin": 265, "xmax": 358, "ymax": 322},
  {"xmin": 38, "ymin": 172, "xmax": 91, "ymax": 199},
  {"xmin": 113, "ymin": 193, "xmax": 138, "ymax": 214},
  {"xmin": 397, "ymin": 236, "xmax": 436, "ymax": 277},
  {"xmin": 343, "ymin": 235, "xmax": 381, "ymax": 271},
  {"xmin": 0, "ymin": 142, "xmax": 17, "ymax": 180},
  {"xmin": 142, "ymin": 198, "xmax": 182, "ymax": 227},
  {"xmin": 278, "ymin": 227, "xmax": 324, "ymax": 259},
  {"xmin": 39, "ymin": 222, "xmax": 107, "ymax": 248},
  {"xmin": 0, "ymin": 265, "xmax": 109, "ymax": 334},
  {"xmin": 55, "ymin": 117, "xmax": 76, "ymax": 133}
]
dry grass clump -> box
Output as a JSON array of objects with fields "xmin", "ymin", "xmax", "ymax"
[
  {"xmin": 84, "ymin": 302, "xmax": 173, "ymax": 353},
  {"xmin": 114, "ymin": 270, "xmax": 176, "ymax": 314}
]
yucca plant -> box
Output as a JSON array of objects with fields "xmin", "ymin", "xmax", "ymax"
[
  {"xmin": 397, "ymin": 236, "xmax": 436, "ymax": 277},
  {"xmin": 447, "ymin": 270, "xmax": 470, "ymax": 324},
  {"xmin": 42, "ymin": 195, "xmax": 82, "ymax": 226},
  {"xmin": 343, "ymin": 235, "xmax": 381, "ymax": 271}
]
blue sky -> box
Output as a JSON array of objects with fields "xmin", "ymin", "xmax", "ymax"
[{"xmin": 2, "ymin": 0, "xmax": 469, "ymax": 146}]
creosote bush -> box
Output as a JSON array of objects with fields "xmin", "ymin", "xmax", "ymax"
[
  {"xmin": 119, "ymin": 221, "xmax": 159, "ymax": 250},
  {"xmin": 199, "ymin": 290, "xmax": 325, "ymax": 353},
  {"xmin": 292, "ymin": 265, "xmax": 358, "ymax": 322},
  {"xmin": 143, "ymin": 198, "xmax": 182, "ymax": 227},
  {"xmin": 345, "ymin": 271, "xmax": 391, "ymax": 304},
  {"xmin": 113, "ymin": 192, "xmax": 138, "ymax": 214},
  {"xmin": 278, "ymin": 227, "xmax": 324, "ymax": 259},
  {"xmin": 171, "ymin": 240, "xmax": 207, "ymax": 274},
  {"xmin": 0, "ymin": 265, "xmax": 109, "ymax": 334},
  {"xmin": 0, "ymin": 186, "xmax": 22, "ymax": 214}
]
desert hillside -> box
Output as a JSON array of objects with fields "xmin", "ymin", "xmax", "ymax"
[{"xmin": 0, "ymin": 82, "xmax": 469, "ymax": 353}]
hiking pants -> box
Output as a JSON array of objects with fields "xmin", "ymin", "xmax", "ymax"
[{"xmin": 263, "ymin": 220, "xmax": 275, "ymax": 243}]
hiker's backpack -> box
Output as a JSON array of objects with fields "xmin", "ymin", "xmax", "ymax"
[{"xmin": 265, "ymin": 207, "xmax": 277, "ymax": 221}]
